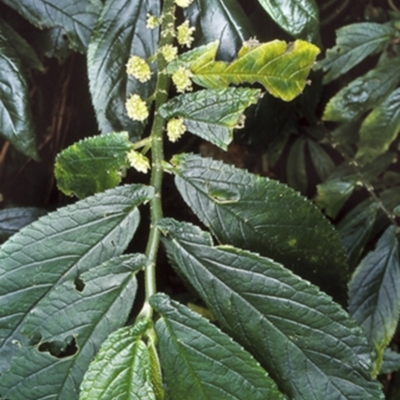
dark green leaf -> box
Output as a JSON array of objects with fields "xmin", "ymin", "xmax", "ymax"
[
  {"xmin": 168, "ymin": 153, "xmax": 348, "ymax": 298},
  {"xmin": 1, "ymin": 0, "xmax": 102, "ymax": 52},
  {"xmin": 0, "ymin": 184, "xmax": 153, "ymax": 372},
  {"xmin": 35, "ymin": 27, "xmax": 73, "ymax": 61},
  {"xmin": 0, "ymin": 254, "xmax": 144, "ymax": 400},
  {"xmin": 380, "ymin": 348, "xmax": 400, "ymax": 374},
  {"xmin": 150, "ymin": 293, "xmax": 285, "ymax": 400},
  {"xmin": 318, "ymin": 22, "xmax": 395, "ymax": 83},
  {"xmin": 158, "ymin": 218, "xmax": 384, "ymax": 400},
  {"xmin": 349, "ymin": 226, "xmax": 400, "ymax": 376},
  {"xmin": 54, "ymin": 132, "xmax": 133, "ymax": 198},
  {"xmin": 87, "ymin": 0, "xmax": 159, "ymax": 137},
  {"xmin": 307, "ymin": 139, "xmax": 335, "ymax": 181},
  {"xmin": 159, "ymin": 88, "xmax": 261, "ymax": 150},
  {"xmin": 323, "ymin": 57, "xmax": 400, "ymax": 123},
  {"xmin": 286, "ymin": 136, "xmax": 307, "ymax": 193},
  {"xmin": 256, "ymin": 0, "xmax": 320, "ymax": 41}
]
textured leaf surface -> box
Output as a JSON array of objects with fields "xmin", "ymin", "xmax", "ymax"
[
  {"xmin": 0, "ymin": 254, "xmax": 144, "ymax": 400},
  {"xmin": 80, "ymin": 319, "xmax": 163, "ymax": 400},
  {"xmin": 256, "ymin": 0, "xmax": 319, "ymax": 41},
  {"xmin": 0, "ymin": 184, "xmax": 153, "ymax": 372},
  {"xmin": 355, "ymin": 87, "xmax": 400, "ymax": 166},
  {"xmin": 55, "ymin": 132, "xmax": 133, "ymax": 198},
  {"xmin": 0, "ymin": 23, "xmax": 38, "ymax": 160},
  {"xmin": 169, "ymin": 153, "xmax": 348, "ymax": 297},
  {"xmin": 158, "ymin": 218, "xmax": 384, "ymax": 400},
  {"xmin": 167, "ymin": 40, "xmax": 320, "ymax": 101},
  {"xmin": 286, "ymin": 136, "xmax": 307, "ymax": 193},
  {"xmin": 1, "ymin": 0, "xmax": 102, "ymax": 52},
  {"xmin": 307, "ymin": 140, "xmax": 335, "ymax": 181},
  {"xmin": 349, "ymin": 226, "xmax": 400, "ymax": 376},
  {"xmin": 323, "ymin": 57, "xmax": 400, "ymax": 122},
  {"xmin": 318, "ymin": 22, "xmax": 395, "ymax": 84},
  {"xmin": 381, "ymin": 349, "xmax": 400, "ymax": 374},
  {"xmin": 150, "ymin": 293, "xmax": 284, "ymax": 400},
  {"xmin": 159, "ymin": 88, "xmax": 260, "ymax": 149},
  {"xmin": 88, "ymin": 0, "xmax": 159, "ymax": 137}
]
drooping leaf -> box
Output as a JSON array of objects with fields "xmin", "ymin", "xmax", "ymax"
[
  {"xmin": 256, "ymin": 0, "xmax": 320, "ymax": 42},
  {"xmin": 54, "ymin": 131, "xmax": 133, "ymax": 198},
  {"xmin": 286, "ymin": 136, "xmax": 307, "ymax": 193},
  {"xmin": 184, "ymin": 0, "xmax": 255, "ymax": 60},
  {"xmin": 349, "ymin": 226, "xmax": 400, "ymax": 376},
  {"xmin": 167, "ymin": 153, "xmax": 348, "ymax": 298},
  {"xmin": 380, "ymin": 348, "xmax": 400, "ymax": 374},
  {"xmin": 1, "ymin": 0, "xmax": 102, "ymax": 52},
  {"xmin": 158, "ymin": 218, "xmax": 384, "ymax": 400},
  {"xmin": 35, "ymin": 27, "xmax": 73, "ymax": 61},
  {"xmin": 159, "ymin": 88, "xmax": 261, "ymax": 150},
  {"xmin": 318, "ymin": 22, "xmax": 395, "ymax": 83},
  {"xmin": 323, "ymin": 57, "xmax": 400, "ymax": 123},
  {"xmin": 355, "ymin": 87, "xmax": 400, "ymax": 166},
  {"xmin": 0, "ymin": 184, "xmax": 154, "ymax": 372},
  {"xmin": 307, "ymin": 139, "xmax": 335, "ymax": 181},
  {"xmin": 150, "ymin": 293, "xmax": 285, "ymax": 400},
  {"xmin": 87, "ymin": 0, "xmax": 159, "ymax": 137},
  {"xmin": 167, "ymin": 40, "xmax": 320, "ymax": 101},
  {"xmin": 0, "ymin": 23, "xmax": 39, "ymax": 160},
  {"xmin": 0, "ymin": 254, "xmax": 145, "ymax": 400}
]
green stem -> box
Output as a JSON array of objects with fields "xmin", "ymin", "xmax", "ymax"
[{"xmin": 140, "ymin": 0, "xmax": 176, "ymax": 320}]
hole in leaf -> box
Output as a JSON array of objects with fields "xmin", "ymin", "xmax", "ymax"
[
  {"xmin": 38, "ymin": 335, "xmax": 78, "ymax": 358},
  {"xmin": 74, "ymin": 275, "xmax": 85, "ymax": 292}
]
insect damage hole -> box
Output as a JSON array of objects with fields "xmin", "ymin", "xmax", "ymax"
[{"xmin": 38, "ymin": 335, "xmax": 78, "ymax": 358}]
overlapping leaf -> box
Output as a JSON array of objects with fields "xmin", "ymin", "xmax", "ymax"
[
  {"xmin": 159, "ymin": 88, "xmax": 261, "ymax": 149},
  {"xmin": 286, "ymin": 136, "xmax": 307, "ymax": 193},
  {"xmin": 88, "ymin": 0, "xmax": 159, "ymax": 137},
  {"xmin": 380, "ymin": 349, "xmax": 400, "ymax": 374},
  {"xmin": 150, "ymin": 293, "xmax": 284, "ymax": 400},
  {"xmin": 0, "ymin": 184, "xmax": 153, "ymax": 372},
  {"xmin": 158, "ymin": 218, "xmax": 384, "ymax": 400},
  {"xmin": 167, "ymin": 40, "xmax": 320, "ymax": 101},
  {"xmin": 307, "ymin": 139, "xmax": 335, "ymax": 181},
  {"xmin": 54, "ymin": 132, "xmax": 133, "ymax": 198}
]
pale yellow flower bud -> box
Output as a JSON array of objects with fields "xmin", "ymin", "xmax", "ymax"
[
  {"xmin": 174, "ymin": 0, "xmax": 194, "ymax": 8},
  {"xmin": 172, "ymin": 67, "xmax": 193, "ymax": 93},
  {"xmin": 127, "ymin": 150, "xmax": 150, "ymax": 173},
  {"xmin": 146, "ymin": 13, "xmax": 159, "ymax": 29},
  {"xmin": 126, "ymin": 55, "xmax": 152, "ymax": 82},
  {"xmin": 177, "ymin": 20, "xmax": 195, "ymax": 48},
  {"xmin": 125, "ymin": 94, "xmax": 149, "ymax": 121},
  {"xmin": 160, "ymin": 44, "xmax": 178, "ymax": 63},
  {"xmin": 167, "ymin": 117, "xmax": 186, "ymax": 142}
]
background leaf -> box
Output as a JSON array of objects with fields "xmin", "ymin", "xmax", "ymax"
[
  {"xmin": 87, "ymin": 0, "xmax": 159, "ymax": 137},
  {"xmin": 159, "ymin": 88, "xmax": 260, "ymax": 150},
  {"xmin": 380, "ymin": 349, "xmax": 400, "ymax": 374},
  {"xmin": 150, "ymin": 293, "xmax": 284, "ymax": 400},
  {"xmin": 286, "ymin": 136, "xmax": 307, "ymax": 193},
  {"xmin": 0, "ymin": 184, "xmax": 153, "ymax": 372},
  {"xmin": 158, "ymin": 218, "xmax": 384, "ymax": 400}
]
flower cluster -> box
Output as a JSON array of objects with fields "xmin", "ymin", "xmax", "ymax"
[
  {"xmin": 146, "ymin": 13, "xmax": 159, "ymax": 29},
  {"xmin": 174, "ymin": 0, "xmax": 194, "ymax": 7},
  {"xmin": 172, "ymin": 67, "xmax": 193, "ymax": 93},
  {"xmin": 125, "ymin": 94, "xmax": 149, "ymax": 121},
  {"xmin": 126, "ymin": 56, "xmax": 152, "ymax": 82},
  {"xmin": 127, "ymin": 150, "xmax": 150, "ymax": 173},
  {"xmin": 167, "ymin": 117, "xmax": 186, "ymax": 142},
  {"xmin": 177, "ymin": 21, "xmax": 195, "ymax": 48},
  {"xmin": 160, "ymin": 44, "xmax": 178, "ymax": 63}
]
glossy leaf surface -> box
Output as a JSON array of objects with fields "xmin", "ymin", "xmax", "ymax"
[
  {"xmin": 158, "ymin": 218, "xmax": 384, "ymax": 400},
  {"xmin": 159, "ymin": 88, "xmax": 260, "ymax": 150},
  {"xmin": 55, "ymin": 132, "xmax": 133, "ymax": 198},
  {"xmin": 150, "ymin": 293, "xmax": 284, "ymax": 400}
]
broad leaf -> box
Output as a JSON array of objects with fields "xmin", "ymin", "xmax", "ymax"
[
  {"xmin": 80, "ymin": 319, "xmax": 164, "ymax": 400},
  {"xmin": 54, "ymin": 132, "xmax": 133, "ymax": 198},
  {"xmin": 88, "ymin": 0, "xmax": 159, "ymax": 137},
  {"xmin": 159, "ymin": 88, "xmax": 261, "ymax": 150},
  {"xmin": 380, "ymin": 349, "xmax": 400, "ymax": 374},
  {"xmin": 286, "ymin": 136, "xmax": 307, "ymax": 193},
  {"xmin": 184, "ymin": 0, "xmax": 255, "ymax": 60},
  {"xmin": 168, "ymin": 153, "xmax": 348, "ymax": 298},
  {"xmin": 0, "ymin": 254, "xmax": 144, "ymax": 400},
  {"xmin": 150, "ymin": 293, "xmax": 285, "ymax": 400},
  {"xmin": 35, "ymin": 27, "xmax": 73, "ymax": 61},
  {"xmin": 167, "ymin": 40, "xmax": 320, "ymax": 101},
  {"xmin": 0, "ymin": 184, "xmax": 153, "ymax": 372},
  {"xmin": 256, "ymin": 0, "xmax": 320, "ymax": 41},
  {"xmin": 323, "ymin": 57, "xmax": 400, "ymax": 122},
  {"xmin": 355, "ymin": 87, "xmax": 400, "ymax": 166},
  {"xmin": 307, "ymin": 139, "xmax": 335, "ymax": 181},
  {"xmin": 1, "ymin": 0, "xmax": 102, "ymax": 52},
  {"xmin": 318, "ymin": 22, "xmax": 395, "ymax": 83},
  {"xmin": 0, "ymin": 23, "xmax": 38, "ymax": 160},
  {"xmin": 349, "ymin": 226, "xmax": 400, "ymax": 376},
  {"xmin": 158, "ymin": 218, "xmax": 384, "ymax": 400}
]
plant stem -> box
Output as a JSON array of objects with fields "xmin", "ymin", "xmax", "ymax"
[{"xmin": 140, "ymin": 0, "xmax": 176, "ymax": 320}]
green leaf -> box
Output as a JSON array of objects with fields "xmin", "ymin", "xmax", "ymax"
[
  {"xmin": 35, "ymin": 27, "xmax": 73, "ymax": 61},
  {"xmin": 54, "ymin": 132, "xmax": 133, "ymax": 198},
  {"xmin": 323, "ymin": 57, "xmax": 400, "ymax": 122},
  {"xmin": 87, "ymin": 0, "xmax": 159, "ymax": 137},
  {"xmin": 0, "ymin": 23, "xmax": 39, "ymax": 160},
  {"xmin": 168, "ymin": 153, "xmax": 348, "ymax": 298},
  {"xmin": 286, "ymin": 136, "xmax": 307, "ymax": 193},
  {"xmin": 349, "ymin": 226, "xmax": 400, "ymax": 376},
  {"xmin": 158, "ymin": 218, "xmax": 384, "ymax": 400},
  {"xmin": 0, "ymin": 184, "xmax": 153, "ymax": 372},
  {"xmin": 0, "ymin": 254, "xmax": 144, "ymax": 400},
  {"xmin": 307, "ymin": 139, "xmax": 335, "ymax": 181},
  {"xmin": 150, "ymin": 293, "xmax": 285, "ymax": 400},
  {"xmin": 159, "ymin": 88, "xmax": 261, "ymax": 150},
  {"xmin": 355, "ymin": 87, "xmax": 400, "ymax": 166},
  {"xmin": 318, "ymin": 22, "xmax": 395, "ymax": 84},
  {"xmin": 380, "ymin": 348, "xmax": 400, "ymax": 374},
  {"xmin": 256, "ymin": 0, "xmax": 320, "ymax": 41},
  {"xmin": 167, "ymin": 40, "xmax": 320, "ymax": 102},
  {"xmin": 1, "ymin": 0, "xmax": 102, "ymax": 52}
]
